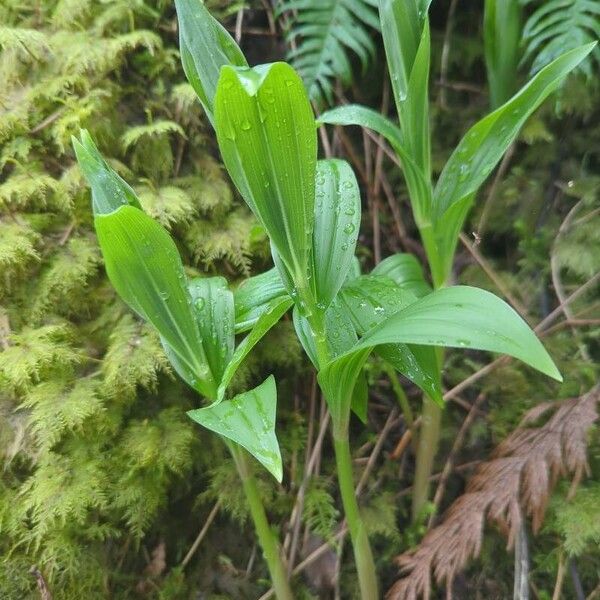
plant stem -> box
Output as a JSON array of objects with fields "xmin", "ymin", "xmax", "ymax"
[
  {"xmin": 411, "ymin": 395, "xmax": 442, "ymax": 520},
  {"xmin": 333, "ymin": 434, "xmax": 379, "ymax": 599},
  {"xmin": 303, "ymin": 299, "xmax": 379, "ymax": 597},
  {"xmin": 230, "ymin": 444, "xmax": 294, "ymax": 600}
]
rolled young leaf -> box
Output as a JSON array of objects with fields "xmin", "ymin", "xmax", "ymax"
[
  {"xmin": 214, "ymin": 62, "xmax": 317, "ymax": 291},
  {"xmin": 312, "ymin": 159, "xmax": 361, "ymax": 308},
  {"xmin": 188, "ymin": 375, "xmax": 283, "ymax": 481},
  {"xmin": 371, "ymin": 253, "xmax": 431, "ymax": 298},
  {"xmin": 175, "ymin": 0, "xmax": 247, "ymax": 123}
]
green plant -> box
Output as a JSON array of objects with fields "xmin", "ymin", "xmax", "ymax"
[{"xmin": 318, "ymin": 0, "xmax": 594, "ymax": 525}]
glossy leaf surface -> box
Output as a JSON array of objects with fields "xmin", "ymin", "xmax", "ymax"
[
  {"xmin": 189, "ymin": 277, "xmax": 234, "ymax": 385},
  {"xmin": 188, "ymin": 376, "xmax": 283, "ymax": 481},
  {"xmin": 94, "ymin": 206, "xmax": 216, "ymax": 398},
  {"xmin": 214, "ymin": 62, "xmax": 317, "ymax": 284},
  {"xmin": 175, "ymin": 0, "xmax": 247, "ymax": 122},
  {"xmin": 434, "ymin": 43, "xmax": 596, "ymax": 219},
  {"xmin": 234, "ymin": 267, "xmax": 288, "ymax": 333},
  {"xmin": 371, "ymin": 253, "xmax": 431, "ymax": 297},
  {"xmin": 219, "ymin": 296, "xmax": 293, "ymax": 399},
  {"xmin": 312, "ymin": 159, "xmax": 361, "ymax": 308}
]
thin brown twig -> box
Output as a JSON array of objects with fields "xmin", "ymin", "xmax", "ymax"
[{"xmin": 180, "ymin": 499, "xmax": 222, "ymax": 568}]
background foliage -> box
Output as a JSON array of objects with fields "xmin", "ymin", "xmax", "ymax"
[{"xmin": 0, "ymin": 0, "xmax": 599, "ymax": 598}]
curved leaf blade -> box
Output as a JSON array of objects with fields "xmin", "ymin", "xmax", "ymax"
[
  {"xmin": 94, "ymin": 206, "xmax": 216, "ymax": 398},
  {"xmin": 371, "ymin": 253, "xmax": 431, "ymax": 297},
  {"xmin": 214, "ymin": 63, "xmax": 317, "ymax": 285},
  {"xmin": 433, "ymin": 43, "xmax": 597, "ymax": 219},
  {"xmin": 312, "ymin": 159, "xmax": 361, "ymax": 308},
  {"xmin": 175, "ymin": 0, "xmax": 247, "ymax": 122},
  {"xmin": 189, "ymin": 277, "xmax": 234, "ymax": 385},
  {"xmin": 188, "ymin": 376, "xmax": 283, "ymax": 481}
]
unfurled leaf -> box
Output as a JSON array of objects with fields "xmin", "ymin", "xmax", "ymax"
[
  {"xmin": 214, "ymin": 63, "xmax": 317, "ymax": 288},
  {"xmin": 94, "ymin": 206, "xmax": 216, "ymax": 399},
  {"xmin": 189, "ymin": 277, "xmax": 234, "ymax": 385},
  {"xmin": 219, "ymin": 296, "xmax": 293, "ymax": 399},
  {"xmin": 175, "ymin": 0, "xmax": 247, "ymax": 123},
  {"xmin": 188, "ymin": 376, "xmax": 283, "ymax": 481},
  {"xmin": 312, "ymin": 159, "xmax": 361, "ymax": 308},
  {"xmin": 433, "ymin": 44, "xmax": 597, "ymax": 220},
  {"xmin": 371, "ymin": 253, "xmax": 431, "ymax": 298},
  {"xmin": 234, "ymin": 267, "xmax": 289, "ymax": 333},
  {"xmin": 73, "ymin": 131, "xmax": 216, "ymax": 399}
]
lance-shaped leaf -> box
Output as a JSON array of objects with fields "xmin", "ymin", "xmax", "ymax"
[
  {"xmin": 219, "ymin": 296, "xmax": 293, "ymax": 400},
  {"xmin": 189, "ymin": 277, "xmax": 234, "ymax": 385},
  {"xmin": 175, "ymin": 0, "xmax": 247, "ymax": 123},
  {"xmin": 234, "ymin": 267, "xmax": 289, "ymax": 333},
  {"xmin": 312, "ymin": 159, "xmax": 361, "ymax": 308},
  {"xmin": 73, "ymin": 131, "xmax": 216, "ymax": 399},
  {"xmin": 320, "ymin": 284, "xmax": 562, "ymax": 431},
  {"xmin": 94, "ymin": 207, "xmax": 216, "ymax": 399},
  {"xmin": 214, "ymin": 62, "xmax": 317, "ymax": 286},
  {"xmin": 340, "ymin": 275, "xmax": 441, "ymax": 404},
  {"xmin": 188, "ymin": 376, "xmax": 283, "ymax": 481},
  {"xmin": 433, "ymin": 43, "xmax": 596, "ymax": 220},
  {"xmin": 371, "ymin": 253, "xmax": 431, "ymax": 298}
]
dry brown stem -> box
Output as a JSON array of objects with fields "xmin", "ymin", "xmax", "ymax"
[{"xmin": 387, "ymin": 385, "xmax": 599, "ymax": 600}]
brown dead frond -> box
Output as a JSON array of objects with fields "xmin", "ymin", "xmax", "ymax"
[{"xmin": 387, "ymin": 385, "xmax": 600, "ymax": 600}]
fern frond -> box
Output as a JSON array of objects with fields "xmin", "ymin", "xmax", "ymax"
[
  {"xmin": 138, "ymin": 184, "xmax": 197, "ymax": 228},
  {"xmin": 0, "ymin": 170, "xmax": 61, "ymax": 211},
  {"xmin": 303, "ymin": 478, "xmax": 339, "ymax": 540},
  {"xmin": 0, "ymin": 26, "xmax": 50, "ymax": 62},
  {"xmin": 278, "ymin": 0, "xmax": 380, "ymax": 105},
  {"xmin": 522, "ymin": 0, "xmax": 600, "ymax": 76},
  {"xmin": 120, "ymin": 120, "xmax": 186, "ymax": 153}
]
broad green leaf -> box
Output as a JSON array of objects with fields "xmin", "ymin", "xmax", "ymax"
[
  {"xmin": 94, "ymin": 206, "xmax": 216, "ymax": 399},
  {"xmin": 340, "ymin": 275, "xmax": 441, "ymax": 403},
  {"xmin": 175, "ymin": 0, "xmax": 247, "ymax": 123},
  {"xmin": 317, "ymin": 104, "xmax": 432, "ymax": 222},
  {"xmin": 234, "ymin": 267, "xmax": 288, "ymax": 333},
  {"xmin": 214, "ymin": 63, "xmax": 317, "ymax": 286},
  {"xmin": 371, "ymin": 253, "xmax": 431, "ymax": 297},
  {"xmin": 357, "ymin": 285, "xmax": 562, "ymax": 381},
  {"xmin": 312, "ymin": 159, "xmax": 361, "ymax": 308},
  {"xmin": 219, "ymin": 296, "xmax": 293, "ymax": 399},
  {"xmin": 72, "ymin": 130, "xmax": 141, "ymax": 214},
  {"xmin": 189, "ymin": 277, "xmax": 234, "ymax": 384},
  {"xmin": 433, "ymin": 43, "xmax": 596, "ymax": 220},
  {"xmin": 320, "ymin": 284, "xmax": 562, "ymax": 431},
  {"xmin": 188, "ymin": 376, "xmax": 283, "ymax": 481}
]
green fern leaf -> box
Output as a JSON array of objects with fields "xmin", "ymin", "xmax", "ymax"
[
  {"xmin": 278, "ymin": 0, "xmax": 380, "ymax": 105},
  {"xmin": 522, "ymin": 0, "xmax": 600, "ymax": 77}
]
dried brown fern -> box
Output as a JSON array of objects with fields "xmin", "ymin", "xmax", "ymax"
[{"xmin": 387, "ymin": 385, "xmax": 600, "ymax": 600}]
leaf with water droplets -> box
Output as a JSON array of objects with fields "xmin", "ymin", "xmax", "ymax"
[
  {"xmin": 234, "ymin": 267, "xmax": 289, "ymax": 333},
  {"xmin": 189, "ymin": 277, "xmax": 234, "ymax": 385},
  {"xmin": 188, "ymin": 376, "xmax": 283, "ymax": 481},
  {"xmin": 312, "ymin": 159, "xmax": 361, "ymax": 308},
  {"xmin": 214, "ymin": 62, "xmax": 317, "ymax": 289},
  {"xmin": 175, "ymin": 0, "xmax": 247, "ymax": 124},
  {"xmin": 371, "ymin": 253, "xmax": 431, "ymax": 297}
]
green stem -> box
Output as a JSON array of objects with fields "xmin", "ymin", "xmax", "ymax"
[
  {"xmin": 230, "ymin": 444, "xmax": 294, "ymax": 600},
  {"xmin": 333, "ymin": 434, "xmax": 379, "ymax": 599},
  {"xmin": 411, "ymin": 395, "xmax": 442, "ymax": 520},
  {"xmin": 303, "ymin": 302, "xmax": 379, "ymax": 597}
]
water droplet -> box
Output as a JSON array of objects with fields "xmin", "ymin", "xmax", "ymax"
[
  {"xmin": 195, "ymin": 297, "xmax": 206, "ymax": 310},
  {"xmin": 241, "ymin": 120, "xmax": 251, "ymax": 131},
  {"xmin": 343, "ymin": 222, "xmax": 355, "ymax": 235}
]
